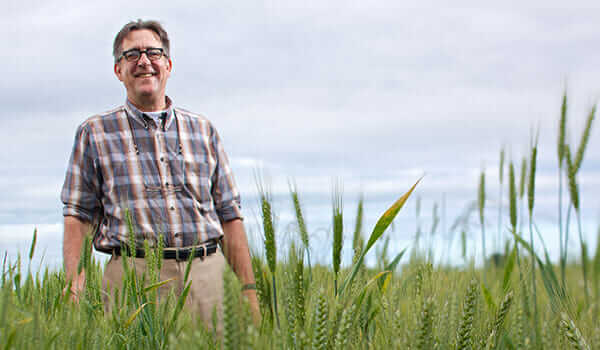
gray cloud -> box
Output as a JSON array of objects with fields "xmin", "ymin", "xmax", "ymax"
[{"xmin": 2, "ymin": 2, "xmax": 600, "ymax": 251}]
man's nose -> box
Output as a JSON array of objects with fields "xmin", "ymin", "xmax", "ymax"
[{"xmin": 137, "ymin": 52, "xmax": 152, "ymax": 66}]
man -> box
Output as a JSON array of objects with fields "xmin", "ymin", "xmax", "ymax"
[{"xmin": 61, "ymin": 19, "xmax": 259, "ymax": 326}]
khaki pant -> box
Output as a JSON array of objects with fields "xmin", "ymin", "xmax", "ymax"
[{"xmin": 102, "ymin": 248, "xmax": 225, "ymax": 331}]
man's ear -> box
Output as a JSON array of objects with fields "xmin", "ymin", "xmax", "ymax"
[
  {"xmin": 114, "ymin": 63, "xmax": 124, "ymax": 82},
  {"xmin": 166, "ymin": 57, "xmax": 173, "ymax": 73}
]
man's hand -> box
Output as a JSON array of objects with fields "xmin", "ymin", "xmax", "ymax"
[
  {"xmin": 221, "ymin": 219, "xmax": 261, "ymax": 326},
  {"xmin": 63, "ymin": 270, "xmax": 85, "ymax": 303},
  {"xmin": 63, "ymin": 216, "xmax": 92, "ymax": 303},
  {"xmin": 242, "ymin": 288, "xmax": 261, "ymax": 324}
]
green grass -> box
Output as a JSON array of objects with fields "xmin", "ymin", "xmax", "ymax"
[{"xmin": 0, "ymin": 234, "xmax": 598, "ymax": 349}]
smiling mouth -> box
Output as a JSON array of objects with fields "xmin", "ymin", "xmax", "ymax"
[{"xmin": 135, "ymin": 73, "xmax": 155, "ymax": 78}]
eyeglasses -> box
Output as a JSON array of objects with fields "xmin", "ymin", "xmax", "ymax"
[{"xmin": 118, "ymin": 48, "xmax": 167, "ymax": 62}]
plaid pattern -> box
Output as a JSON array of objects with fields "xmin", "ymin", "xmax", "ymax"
[{"xmin": 61, "ymin": 97, "xmax": 243, "ymax": 249}]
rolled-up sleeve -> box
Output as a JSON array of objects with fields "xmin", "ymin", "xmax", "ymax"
[
  {"xmin": 61, "ymin": 123, "xmax": 102, "ymax": 223},
  {"xmin": 209, "ymin": 126, "xmax": 243, "ymax": 222}
]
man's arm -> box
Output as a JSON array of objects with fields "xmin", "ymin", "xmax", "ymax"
[
  {"xmin": 61, "ymin": 122, "xmax": 101, "ymax": 301},
  {"xmin": 221, "ymin": 218, "xmax": 260, "ymax": 322},
  {"xmin": 63, "ymin": 215, "xmax": 92, "ymax": 301}
]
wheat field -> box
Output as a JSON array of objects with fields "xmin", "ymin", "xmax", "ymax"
[{"xmin": 0, "ymin": 92, "xmax": 598, "ymax": 349}]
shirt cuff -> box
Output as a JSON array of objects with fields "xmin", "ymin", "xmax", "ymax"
[
  {"xmin": 63, "ymin": 204, "xmax": 96, "ymax": 223},
  {"xmin": 216, "ymin": 202, "xmax": 243, "ymax": 222}
]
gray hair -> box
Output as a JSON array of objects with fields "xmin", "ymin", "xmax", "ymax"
[{"xmin": 113, "ymin": 19, "xmax": 170, "ymax": 63}]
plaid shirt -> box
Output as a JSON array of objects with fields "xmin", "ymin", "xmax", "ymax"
[{"xmin": 61, "ymin": 97, "xmax": 243, "ymax": 249}]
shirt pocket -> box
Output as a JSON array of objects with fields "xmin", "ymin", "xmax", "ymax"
[
  {"xmin": 109, "ymin": 151, "xmax": 166, "ymax": 202},
  {"xmin": 109, "ymin": 151, "xmax": 138, "ymax": 192},
  {"xmin": 182, "ymin": 156, "xmax": 213, "ymax": 202}
]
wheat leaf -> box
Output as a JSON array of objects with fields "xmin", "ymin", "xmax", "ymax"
[
  {"xmin": 143, "ymin": 278, "xmax": 175, "ymax": 293},
  {"xmin": 124, "ymin": 302, "xmax": 150, "ymax": 328},
  {"xmin": 502, "ymin": 244, "xmax": 517, "ymax": 292},
  {"xmin": 481, "ymin": 282, "xmax": 497, "ymax": 314},
  {"xmin": 338, "ymin": 177, "xmax": 421, "ymax": 296},
  {"xmin": 355, "ymin": 270, "xmax": 391, "ymax": 306}
]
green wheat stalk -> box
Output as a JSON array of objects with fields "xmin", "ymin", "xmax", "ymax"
[
  {"xmin": 594, "ymin": 225, "xmax": 600, "ymax": 300},
  {"xmin": 416, "ymin": 296, "xmax": 435, "ymax": 350},
  {"xmin": 284, "ymin": 292, "xmax": 296, "ymax": 347},
  {"xmin": 28, "ymin": 229, "xmax": 37, "ymax": 262},
  {"xmin": 518, "ymin": 156, "xmax": 527, "ymax": 233},
  {"xmin": 478, "ymin": 170, "xmax": 486, "ymax": 282},
  {"xmin": 498, "ymin": 147, "xmax": 505, "ymax": 253},
  {"xmin": 527, "ymin": 128, "xmax": 540, "ymax": 346},
  {"xmin": 514, "ymin": 300, "xmax": 527, "ymax": 348},
  {"xmin": 428, "ymin": 203, "xmax": 440, "ymax": 262},
  {"xmin": 251, "ymin": 257, "xmax": 273, "ymax": 324},
  {"xmin": 485, "ymin": 291, "xmax": 513, "ymax": 350},
  {"xmin": 223, "ymin": 268, "xmax": 240, "ymax": 350},
  {"xmin": 311, "ymin": 290, "xmax": 329, "ymax": 350},
  {"xmin": 414, "ymin": 195, "xmax": 422, "ymax": 258},
  {"xmin": 560, "ymin": 312, "xmax": 591, "ymax": 350},
  {"xmin": 289, "ymin": 180, "xmax": 311, "ymax": 273},
  {"xmin": 565, "ymin": 145, "xmax": 590, "ymax": 304},
  {"xmin": 332, "ymin": 180, "xmax": 343, "ymax": 296},
  {"xmin": 352, "ymin": 193, "xmax": 365, "ymax": 255},
  {"xmin": 334, "ymin": 304, "xmax": 355, "ymax": 349},
  {"xmin": 455, "ymin": 279, "xmax": 479, "ymax": 350},
  {"xmin": 558, "ymin": 91, "xmax": 568, "ymax": 289},
  {"xmin": 256, "ymin": 174, "xmax": 280, "ymax": 329},
  {"xmin": 573, "ymin": 104, "xmax": 596, "ymax": 173},
  {"xmin": 509, "ymin": 161, "xmax": 517, "ymax": 234},
  {"xmin": 293, "ymin": 246, "xmax": 306, "ymax": 331}
]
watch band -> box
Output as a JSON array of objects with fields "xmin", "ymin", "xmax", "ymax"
[{"xmin": 241, "ymin": 283, "xmax": 257, "ymax": 291}]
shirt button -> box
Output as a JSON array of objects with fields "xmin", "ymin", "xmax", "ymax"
[
  {"xmin": 165, "ymin": 182, "xmax": 169, "ymax": 186},
  {"xmin": 170, "ymin": 206, "xmax": 175, "ymax": 211},
  {"xmin": 160, "ymin": 157, "xmax": 164, "ymax": 162}
]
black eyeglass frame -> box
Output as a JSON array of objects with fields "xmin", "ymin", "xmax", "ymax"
[{"xmin": 117, "ymin": 47, "xmax": 168, "ymax": 63}]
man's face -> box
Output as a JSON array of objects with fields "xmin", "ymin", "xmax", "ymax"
[{"xmin": 114, "ymin": 29, "xmax": 172, "ymax": 109}]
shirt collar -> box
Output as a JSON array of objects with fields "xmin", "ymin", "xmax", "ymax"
[{"xmin": 124, "ymin": 96, "xmax": 175, "ymax": 130}]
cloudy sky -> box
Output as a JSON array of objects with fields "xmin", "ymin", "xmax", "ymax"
[{"xmin": 2, "ymin": 1, "xmax": 600, "ymax": 268}]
